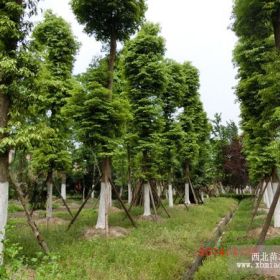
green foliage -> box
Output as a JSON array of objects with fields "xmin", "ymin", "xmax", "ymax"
[
  {"xmin": 70, "ymin": 0, "xmax": 147, "ymax": 42},
  {"xmin": 179, "ymin": 62, "xmax": 211, "ymax": 183},
  {"xmin": 232, "ymin": 0, "xmax": 280, "ymax": 182},
  {"xmin": 27, "ymin": 11, "xmax": 79, "ymax": 175},
  {"xmin": 123, "ymin": 23, "xmax": 166, "ymax": 180},
  {"xmin": 65, "ymin": 64, "xmax": 131, "ymax": 158}
]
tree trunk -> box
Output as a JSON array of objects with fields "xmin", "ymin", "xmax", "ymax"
[
  {"xmin": 128, "ymin": 182, "xmax": 132, "ymax": 205},
  {"xmin": 143, "ymin": 183, "xmax": 151, "ymax": 216},
  {"xmin": 91, "ymin": 184, "xmax": 95, "ymax": 199},
  {"xmin": 119, "ymin": 186, "xmax": 123, "ymax": 198},
  {"xmin": 267, "ymin": 181, "xmax": 274, "ymax": 208},
  {"xmin": 272, "ymin": 7, "xmax": 280, "ymax": 50},
  {"xmin": 272, "ymin": 181, "xmax": 280, "ymax": 228},
  {"xmin": 108, "ymin": 33, "xmax": 117, "ymax": 91},
  {"xmin": 168, "ymin": 183, "xmax": 174, "ymax": 208},
  {"xmin": 257, "ymin": 181, "xmax": 280, "ymax": 245},
  {"xmin": 61, "ymin": 173, "xmax": 66, "ymax": 200},
  {"xmin": 0, "ymin": 92, "xmax": 10, "ymax": 265},
  {"xmin": 184, "ymin": 183, "xmax": 191, "ymax": 205},
  {"xmin": 96, "ymin": 157, "xmax": 111, "ymax": 233},
  {"xmin": 46, "ymin": 172, "xmax": 53, "ymax": 219}
]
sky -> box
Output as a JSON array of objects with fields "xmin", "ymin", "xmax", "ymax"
[{"xmin": 35, "ymin": 0, "xmax": 240, "ymax": 124}]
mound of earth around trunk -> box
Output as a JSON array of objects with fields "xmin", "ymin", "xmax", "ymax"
[
  {"xmin": 84, "ymin": 226, "xmax": 130, "ymax": 239},
  {"xmin": 248, "ymin": 227, "xmax": 280, "ymax": 239}
]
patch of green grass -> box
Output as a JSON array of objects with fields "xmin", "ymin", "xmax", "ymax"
[
  {"xmin": 8, "ymin": 200, "xmax": 24, "ymax": 213},
  {"xmin": 194, "ymin": 198, "xmax": 271, "ymax": 280},
  {"xmin": 6, "ymin": 198, "xmax": 237, "ymax": 280}
]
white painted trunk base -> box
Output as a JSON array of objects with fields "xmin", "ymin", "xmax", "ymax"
[
  {"xmin": 168, "ymin": 184, "xmax": 173, "ymax": 208},
  {"xmin": 264, "ymin": 187, "xmax": 269, "ymax": 208},
  {"xmin": 46, "ymin": 182, "xmax": 53, "ymax": 219},
  {"xmin": 61, "ymin": 183, "xmax": 66, "ymax": 200},
  {"xmin": 201, "ymin": 192, "xmax": 205, "ymax": 203},
  {"xmin": 272, "ymin": 182, "xmax": 280, "ymax": 228},
  {"xmin": 267, "ymin": 182, "xmax": 274, "ymax": 208},
  {"xmin": 128, "ymin": 183, "xmax": 132, "ymax": 205},
  {"xmin": 143, "ymin": 183, "xmax": 151, "ymax": 216},
  {"xmin": 157, "ymin": 185, "xmax": 161, "ymax": 198},
  {"xmin": 91, "ymin": 185, "xmax": 95, "ymax": 199},
  {"xmin": 184, "ymin": 183, "xmax": 191, "ymax": 205},
  {"xmin": 0, "ymin": 182, "xmax": 8, "ymax": 265},
  {"xmin": 108, "ymin": 183, "xmax": 112, "ymax": 207},
  {"xmin": 96, "ymin": 182, "xmax": 109, "ymax": 229}
]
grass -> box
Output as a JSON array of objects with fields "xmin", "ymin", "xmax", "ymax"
[
  {"xmin": 194, "ymin": 198, "xmax": 278, "ymax": 280},
  {"xmin": 4, "ymin": 197, "xmax": 237, "ymax": 280}
]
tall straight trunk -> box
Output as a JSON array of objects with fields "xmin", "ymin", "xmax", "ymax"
[
  {"xmin": 272, "ymin": 7, "xmax": 280, "ymax": 50},
  {"xmin": 108, "ymin": 33, "xmax": 117, "ymax": 91},
  {"xmin": 143, "ymin": 182, "xmax": 151, "ymax": 216},
  {"xmin": 257, "ymin": 181, "xmax": 280, "ymax": 245},
  {"xmin": 96, "ymin": 157, "xmax": 111, "ymax": 232},
  {"xmin": 184, "ymin": 183, "xmax": 191, "ymax": 205},
  {"xmin": 0, "ymin": 93, "xmax": 9, "ymax": 265},
  {"xmin": 46, "ymin": 171, "xmax": 53, "ymax": 219},
  {"xmin": 272, "ymin": 181, "xmax": 280, "ymax": 228},
  {"xmin": 61, "ymin": 173, "xmax": 66, "ymax": 200},
  {"xmin": 184, "ymin": 162, "xmax": 191, "ymax": 205},
  {"xmin": 91, "ymin": 184, "xmax": 95, "ymax": 199},
  {"xmin": 267, "ymin": 182, "xmax": 274, "ymax": 208},
  {"xmin": 127, "ymin": 146, "xmax": 132, "ymax": 205},
  {"xmin": 168, "ymin": 183, "xmax": 174, "ymax": 208},
  {"xmin": 264, "ymin": 185, "xmax": 270, "ymax": 208}
]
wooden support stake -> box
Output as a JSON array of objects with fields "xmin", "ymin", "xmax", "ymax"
[
  {"xmin": 148, "ymin": 183, "xmax": 158, "ymax": 221},
  {"xmin": 247, "ymin": 179, "xmax": 269, "ymax": 233},
  {"xmin": 188, "ymin": 177, "xmax": 198, "ymax": 204},
  {"xmin": 109, "ymin": 178, "xmax": 137, "ymax": 228},
  {"xmin": 53, "ymin": 182, "xmax": 73, "ymax": 218},
  {"xmin": 10, "ymin": 176, "xmax": 49, "ymax": 254},
  {"xmin": 67, "ymin": 176, "xmax": 102, "ymax": 231},
  {"xmin": 257, "ymin": 180, "xmax": 280, "ymax": 245},
  {"xmin": 174, "ymin": 185, "xmax": 189, "ymax": 210},
  {"xmin": 153, "ymin": 185, "xmax": 171, "ymax": 218}
]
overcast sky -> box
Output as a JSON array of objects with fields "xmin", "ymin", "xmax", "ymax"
[{"xmin": 36, "ymin": 0, "xmax": 240, "ymax": 124}]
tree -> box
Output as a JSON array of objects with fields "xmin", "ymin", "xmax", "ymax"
[
  {"xmin": 179, "ymin": 62, "xmax": 210, "ymax": 204},
  {"xmin": 70, "ymin": 0, "xmax": 146, "ymax": 230},
  {"xmin": 65, "ymin": 59, "xmax": 131, "ymax": 229},
  {"xmin": 123, "ymin": 23, "xmax": 166, "ymax": 216},
  {"xmin": 233, "ymin": 0, "xmax": 280, "ymax": 241},
  {"xmin": 30, "ymin": 10, "xmax": 78, "ymax": 218},
  {"xmin": 161, "ymin": 59, "xmax": 185, "ymax": 207},
  {"xmin": 0, "ymin": 0, "xmax": 41, "ymax": 264}
]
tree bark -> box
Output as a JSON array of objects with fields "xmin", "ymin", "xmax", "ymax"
[
  {"xmin": 0, "ymin": 93, "xmax": 10, "ymax": 265},
  {"xmin": 61, "ymin": 173, "xmax": 66, "ymax": 200},
  {"xmin": 272, "ymin": 181, "xmax": 280, "ymax": 228},
  {"xmin": 168, "ymin": 183, "xmax": 174, "ymax": 208},
  {"xmin": 96, "ymin": 157, "xmax": 111, "ymax": 233},
  {"xmin": 272, "ymin": 7, "xmax": 280, "ymax": 50},
  {"xmin": 143, "ymin": 182, "xmax": 151, "ymax": 216},
  {"xmin": 257, "ymin": 181, "xmax": 280, "ymax": 245},
  {"xmin": 128, "ymin": 182, "xmax": 132, "ymax": 205},
  {"xmin": 184, "ymin": 183, "xmax": 191, "ymax": 205},
  {"xmin": 46, "ymin": 171, "xmax": 53, "ymax": 220},
  {"xmin": 108, "ymin": 33, "xmax": 117, "ymax": 91}
]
